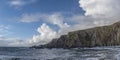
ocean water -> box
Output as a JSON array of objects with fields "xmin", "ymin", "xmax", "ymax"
[{"xmin": 0, "ymin": 47, "xmax": 120, "ymax": 60}]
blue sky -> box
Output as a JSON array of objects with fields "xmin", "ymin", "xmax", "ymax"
[
  {"xmin": 0, "ymin": 0, "xmax": 85, "ymax": 46},
  {"xmin": 0, "ymin": 0, "xmax": 120, "ymax": 46},
  {"xmin": 0, "ymin": 0, "xmax": 83, "ymax": 39}
]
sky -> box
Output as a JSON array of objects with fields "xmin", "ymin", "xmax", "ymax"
[{"xmin": 0, "ymin": 0, "xmax": 120, "ymax": 47}]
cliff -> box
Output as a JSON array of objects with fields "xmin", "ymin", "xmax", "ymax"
[{"xmin": 32, "ymin": 21, "xmax": 120, "ymax": 48}]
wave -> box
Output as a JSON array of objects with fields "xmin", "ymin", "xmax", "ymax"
[{"xmin": 0, "ymin": 47, "xmax": 120, "ymax": 60}]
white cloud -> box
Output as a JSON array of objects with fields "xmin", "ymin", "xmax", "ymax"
[
  {"xmin": 46, "ymin": 13, "xmax": 70, "ymax": 28},
  {"xmin": 8, "ymin": 0, "xmax": 37, "ymax": 7},
  {"xmin": 0, "ymin": 25, "xmax": 12, "ymax": 37},
  {"xmin": 20, "ymin": 13, "xmax": 70, "ymax": 28},
  {"xmin": 0, "ymin": 25, "xmax": 30, "ymax": 47},
  {"xmin": 0, "ymin": 37, "xmax": 21, "ymax": 47},
  {"xmin": 79, "ymin": 0, "xmax": 120, "ymax": 18},
  {"xmin": 9, "ymin": 0, "xmax": 25, "ymax": 6},
  {"xmin": 78, "ymin": 0, "xmax": 120, "ymax": 28},
  {"xmin": 0, "ymin": 25, "xmax": 25, "ymax": 47},
  {"xmin": 20, "ymin": 13, "xmax": 71, "ymax": 45},
  {"xmin": 30, "ymin": 23, "xmax": 57, "ymax": 45},
  {"xmin": 20, "ymin": 13, "xmax": 41, "ymax": 23}
]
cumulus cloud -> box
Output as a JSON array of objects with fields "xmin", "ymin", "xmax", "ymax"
[
  {"xmin": 30, "ymin": 23, "xmax": 57, "ymax": 45},
  {"xmin": 21, "ymin": 13, "xmax": 70, "ymax": 45},
  {"xmin": 79, "ymin": 0, "xmax": 120, "ymax": 18},
  {"xmin": 78, "ymin": 0, "xmax": 120, "ymax": 27}
]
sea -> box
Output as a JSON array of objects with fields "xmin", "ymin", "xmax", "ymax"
[{"xmin": 0, "ymin": 46, "xmax": 120, "ymax": 60}]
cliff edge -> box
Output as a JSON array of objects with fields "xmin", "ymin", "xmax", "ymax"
[{"xmin": 32, "ymin": 21, "xmax": 120, "ymax": 48}]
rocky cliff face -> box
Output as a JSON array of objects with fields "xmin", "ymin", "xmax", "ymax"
[{"xmin": 32, "ymin": 21, "xmax": 120, "ymax": 48}]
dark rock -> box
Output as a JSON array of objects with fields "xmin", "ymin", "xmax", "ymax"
[{"xmin": 32, "ymin": 21, "xmax": 120, "ymax": 48}]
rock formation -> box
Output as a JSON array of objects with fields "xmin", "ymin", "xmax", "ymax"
[{"xmin": 32, "ymin": 21, "xmax": 120, "ymax": 48}]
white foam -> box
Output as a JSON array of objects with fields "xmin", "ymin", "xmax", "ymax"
[
  {"xmin": 0, "ymin": 55, "xmax": 15, "ymax": 58},
  {"xmin": 114, "ymin": 48, "xmax": 120, "ymax": 60},
  {"xmin": 86, "ymin": 58, "xmax": 99, "ymax": 60}
]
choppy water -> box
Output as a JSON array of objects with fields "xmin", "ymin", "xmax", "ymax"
[{"xmin": 0, "ymin": 47, "xmax": 120, "ymax": 60}]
